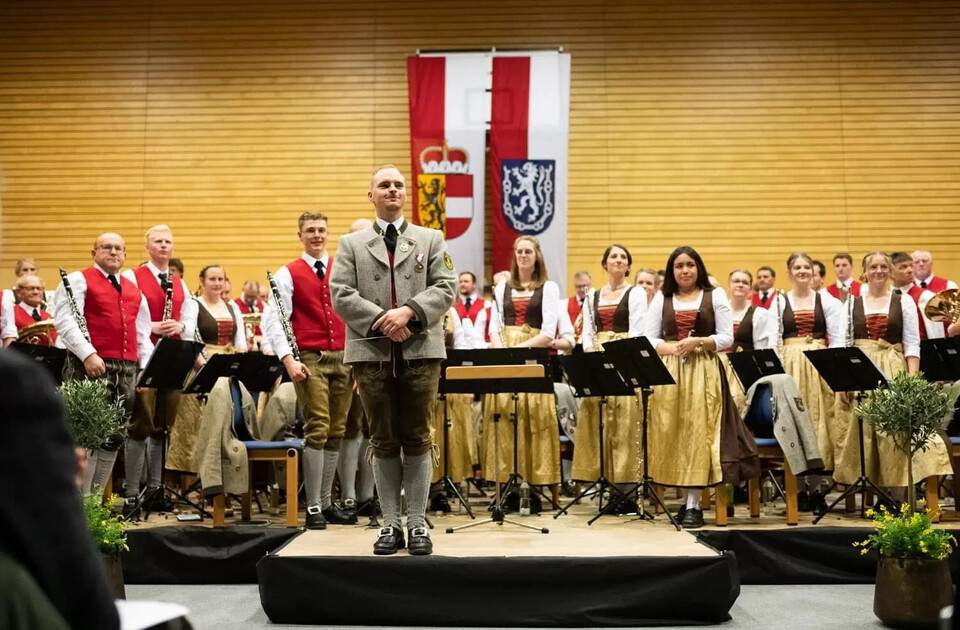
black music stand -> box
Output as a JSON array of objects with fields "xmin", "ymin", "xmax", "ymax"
[
  {"xmin": 183, "ymin": 352, "xmax": 284, "ymax": 395},
  {"xmin": 602, "ymin": 336, "xmax": 680, "ymax": 530},
  {"xmin": 920, "ymin": 337, "xmax": 960, "ymax": 383},
  {"xmin": 445, "ymin": 348, "xmax": 553, "ymax": 534},
  {"xmin": 726, "ymin": 349, "xmax": 786, "ymax": 392},
  {"xmin": 804, "ymin": 347, "xmax": 891, "ymax": 523},
  {"xmin": 125, "ymin": 338, "xmax": 205, "ymax": 522},
  {"xmin": 554, "ymin": 351, "xmax": 638, "ymax": 524},
  {"xmin": 9, "ymin": 342, "xmax": 66, "ymax": 385}
]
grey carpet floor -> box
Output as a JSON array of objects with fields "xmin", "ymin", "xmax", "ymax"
[{"xmin": 127, "ymin": 583, "xmax": 886, "ymax": 629}]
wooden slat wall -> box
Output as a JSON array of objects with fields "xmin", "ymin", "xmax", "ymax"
[{"xmin": 1, "ymin": 0, "xmax": 958, "ymax": 294}]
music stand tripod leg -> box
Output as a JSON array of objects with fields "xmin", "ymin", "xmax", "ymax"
[
  {"xmin": 439, "ymin": 394, "xmax": 475, "ymax": 519},
  {"xmin": 635, "ymin": 388, "xmax": 681, "ymax": 530}
]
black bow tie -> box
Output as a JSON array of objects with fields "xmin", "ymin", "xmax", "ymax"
[
  {"xmin": 314, "ymin": 260, "xmax": 325, "ymax": 281},
  {"xmin": 384, "ymin": 224, "xmax": 398, "ymax": 255},
  {"xmin": 31, "ymin": 308, "xmax": 42, "ymax": 322},
  {"xmin": 157, "ymin": 272, "xmax": 170, "ymax": 291},
  {"xmin": 108, "ymin": 274, "xmax": 122, "ymax": 293}
]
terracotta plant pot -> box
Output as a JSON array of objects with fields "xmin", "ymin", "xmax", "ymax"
[
  {"xmin": 101, "ymin": 553, "xmax": 126, "ymax": 600},
  {"xmin": 874, "ymin": 556, "xmax": 952, "ymax": 628}
]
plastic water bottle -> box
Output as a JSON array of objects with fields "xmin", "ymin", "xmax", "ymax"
[
  {"xmin": 519, "ymin": 481, "xmax": 531, "ymax": 516},
  {"xmin": 762, "ymin": 479, "xmax": 775, "ymax": 516}
]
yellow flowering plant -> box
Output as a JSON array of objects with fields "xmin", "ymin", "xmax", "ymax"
[
  {"xmin": 853, "ymin": 504, "xmax": 955, "ymax": 560},
  {"xmin": 83, "ymin": 488, "xmax": 129, "ymax": 557}
]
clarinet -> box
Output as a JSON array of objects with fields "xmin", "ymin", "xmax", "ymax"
[
  {"xmin": 494, "ymin": 292, "xmax": 508, "ymax": 348},
  {"xmin": 775, "ymin": 290, "xmax": 784, "ymax": 358},
  {"xmin": 58, "ymin": 267, "xmax": 91, "ymax": 343},
  {"xmin": 161, "ymin": 273, "xmax": 173, "ymax": 322},
  {"xmin": 267, "ymin": 270, "xmax": 301, "ymax": 361},
  {"xmin": 845, "ymin": 290, "xmax": 855, "ymax": 348}
]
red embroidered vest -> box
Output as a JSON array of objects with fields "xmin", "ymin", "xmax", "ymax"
[
  {"xmin": 133, "ymin": 266, "xmax": 184, "ymax": 344},
  {"xmin": 287, "ymin": 258, "xmax": 346, "ymax": 352},
  {"xmin": 82, "ymin": 268, "xmax": 141, "ymax": 362}
]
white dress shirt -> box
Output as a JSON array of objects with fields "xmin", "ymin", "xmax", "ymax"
[
  {"xmin": 643, "ymin": 288, "xmax": 734, "ymax": 351},
  {"xmin": 261, "ymin": 252, "xmax": 331, "ymax": 360},
  {"xmin": 53, "ymin": 264, "xmax": 154, "ymax": 368},
  {"xmin": 731, "ymin": 304, "xmax": 772, "ymax": 350},
  {"xmin": 0, "ymin": 289, "xmax": 16, "ymax": 341},
  {"xmin": 458, "ymin": 293, "xmax": 488, "ymax": 349}
]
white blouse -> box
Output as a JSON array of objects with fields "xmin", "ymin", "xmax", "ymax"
[
  {"xmin": 581, "ymin": 286, "xmax": 647, "ymax": 350},
  {"xmin": 642, "ymin": 288, "xmax": 733, "ymax": 351},
  {"xmin": 488, "ymin": 280, "xmax": 561, "ymax": 340}
]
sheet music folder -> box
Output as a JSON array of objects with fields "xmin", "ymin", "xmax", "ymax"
[{"xmin": 182, "ymin": 352, "xmax": 284, "ymax": 394}]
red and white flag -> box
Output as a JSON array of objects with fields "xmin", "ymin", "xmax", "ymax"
[
  {"xmin": 407, "ymin": 54, "xmax": 488, "ymax": 284},
  {"xmin": 490, "ymin": 52, "xmax": 571, "ymax": 292}
]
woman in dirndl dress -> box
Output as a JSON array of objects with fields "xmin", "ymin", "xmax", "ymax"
[
  {"xmin": 832, "ymin": 252, "xmax": 951, "ymax": 501},
  {"xmin": 644, "ymin": 246, "xmax": 733, "ymax": 528},
  {"xmin": 571, "ymin": 245, "xmax": 647, "ymax": 489},
  {"xmin": 483, "ymin": 236, "xmax": 561, "ymax": 489},
  {"xmin": 721, "ymin": 269, "xmax": 773, "ymax": 413},
  {"xmin": 167, "ymin": 264, "xmax": 247, "ymax": 473},
  {"xmin": 769, "ymin": 252, "xmax": 844, "ymax": 514}
]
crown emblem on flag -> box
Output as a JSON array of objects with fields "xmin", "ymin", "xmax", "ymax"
[{"xmin": 420, "ymin": 141, "xmax": 470, "ymax": 174}]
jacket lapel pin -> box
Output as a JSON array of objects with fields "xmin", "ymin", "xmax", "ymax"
[{"xmin": 414, "ymin": 252, "xmax": 425, "ymax": 272}]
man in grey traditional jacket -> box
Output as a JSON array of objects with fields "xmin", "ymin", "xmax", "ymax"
[{"xmin": 330, "ymin": 165, "xmax": 456, "ymax": 556}]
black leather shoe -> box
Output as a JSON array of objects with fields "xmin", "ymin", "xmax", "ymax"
[
  {"xmin": 797, "ymin": 490, "xmax": 812, "ymax": 512},
  {"xmin": 407, "ymin": 526, "xmax": 433, "ymax": 556},
  {"xmin": 305, "ymin": 505, "xmax": 326, "ymax": 530},
  {"xmin": 681, "ymin": 507, "xmax": 704, "ymax": 529},
  {"xmin": 373, "ymin": 526, "xmax": 405, "ymax": 555},
  {"xmin": 430, "ymin": 493, "xmax": 451, "ymax": 513},
  {"xmin": 323, "ymin": 502, "xmax": 358, "ymax": 525},
  {"xmin": 675, "ymin": 505, "xmax": 687, "ymax": 523},
  {"xmin": 342, "ymin": 498, "xmax": 358, "ymax": 517}
]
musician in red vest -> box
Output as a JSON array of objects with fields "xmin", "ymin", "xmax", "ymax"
[
  {"xmin": 54, "ymin": 232, "xmax": 154, "ymax": 496},
  {"xmin": 119, "ymin": 225, "xmax": 198, "ymax": 506},
  {"xmin": 567, "ymin": 270, "xmax": 592, "ymax": 343},
  {"xmin": 891, "ymin": 251, "xmax": 958, "ymax": 339},
  {"xmin": 826, "ymin": 252, "xmax": 861, "ymax": 302},
  {"xmin": 11, "ymin": 274, "xmax": 57, "ymax": 345},
  {"xmin": 262, "ymin": 211, "xmax": 355, "ymax": 529},
  {"xmin": 751, "ymin": 266, "xmax": 777, "ymax": 309},
  {"xmin": 0, "ymin": 284, "xmax": 15, "ymax": 347},
  {"xmin": 454, "ymin": 271, "xmax": 487, "ymax": 348},
  {"xmin": 913, "ymin": 250, "xmax": 959, "ymax": 337},
  {"xmin": 234, "ymin": 279, "xmax": 268, "ymax": 351}
]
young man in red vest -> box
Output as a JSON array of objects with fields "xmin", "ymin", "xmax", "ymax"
[
  {"xmin": 11, "ymin": 274, "xmax": 57, "ymax": 345},
  {"xmin": 454, "ymin": 271, "xmax": 487, "ymax": 348},
  {"xmin": 567, "ymin": 270, "xmax": 592, "ymax": 344},
  {"xmin": 120, "ymin": 225, "xmax": 198, "ymax": 507},
  {"xmin": 262, "ymin": 211, "xmax": 356, "ymax": 529},
  {"xmin": 54, "ymin": 232, "xmax": 154, "ymax": 496},
  {"xmin": 751, "ymin": 266, "xmax": 777, "ymax": 309},
  {"xmin": 826, "ymin": 252, "xmax": 861, "ymax": 302}
]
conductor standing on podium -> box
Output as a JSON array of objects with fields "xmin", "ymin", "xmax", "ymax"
[{"xmin": 330, "ymin": 165, "xmax": 456, "ymax": 556}]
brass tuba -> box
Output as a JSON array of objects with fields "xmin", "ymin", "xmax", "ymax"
[{"xmin": 924, "ymin": 288, "xmax": 960, "ymax": 324}]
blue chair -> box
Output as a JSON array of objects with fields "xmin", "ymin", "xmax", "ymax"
[
  {"xmin": 743, "ymin": 384, "xmax": 799, "ymax": 525},
  {"xmin": 212, "ymin": 380, "xmax": 303, "ymax": 527}
]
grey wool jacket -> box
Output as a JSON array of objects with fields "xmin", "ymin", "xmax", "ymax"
[
  {"xmin": 742, "ymin": 373, "xmax": 825, "ymax": 475},
  {"xmin": 330, "ymin": 220, "xmax": 457, "ymax": 364}
]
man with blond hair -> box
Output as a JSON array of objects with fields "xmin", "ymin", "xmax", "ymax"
[{"xmin": 120, "ymin": 224, "xmax": 198, "ymax": 509}]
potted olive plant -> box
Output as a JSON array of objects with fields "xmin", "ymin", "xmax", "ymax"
[
  {"xmin": 59, "ymin": 379, "xmax": 126, "ymax": 496},
  {"xmin": 855, "ymin": 371, "xmax": 957, "ymax": 627},
  {"xmin": 83, "ymin": 488, "xmax": 129, "ymax": 599}
]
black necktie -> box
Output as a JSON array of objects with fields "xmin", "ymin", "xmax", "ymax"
[
  {"xmin": 761, "ymin": 291, "xmax": 768, "ymax": 303},
  {"xmin": 31, "ymin": 308, "xmax": 42, "ymax": 322},
  {"xmin": 921, "ymin": 280, "xmax": 927, "ymax": 289},
  {"xmin": 464, "ymin": 297, "xmax": 472, "ymax": 311},
  {"xmin": 108, "ymin": 274, "xmax": 122, "ymax": 293},
  {"xmin": 384, "ymin": 224, "xmax": 398, "ymax": 255},
  {"xmin": 158, "ymin": 272, "xmax": 170, "ymax": 291},
  {"xmin": 314, "ymin": 260, "xmax": 325, "ymax": 281}
]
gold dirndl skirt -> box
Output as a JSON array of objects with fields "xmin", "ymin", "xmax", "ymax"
[
  {"xmin": 832, "ymin": 339, "xmax": 952, "ymax": 486},
  {"xmin": 166, "ymin": 344, "xmax": 235, "ymax": 473},
  {"xmin": 648, "ymin": 348, "xmax": 723, "ymax": 487},
  {"xmin": 481, "ymin": 325, "xmax": 561, "ymax": 485},
  {"xmin": 428, "ymin": 393, "xmax": 478, "ymax": 483},
  {"xmin": 781, "ymin": 337, "xmax": 837, "ymax": 470},
  {"xmin": 570, "ymin": 331, "xmax": 642, "ymax": 483}
]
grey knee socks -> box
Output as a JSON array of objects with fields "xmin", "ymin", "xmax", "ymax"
[
  {"xmin": 373, "ymin": 456, "xmax": 403, "ymax": 529},
  {"xmin": 302, "ymin": 447, "xmax": 324, "ymax": 509},
  {"xmin": 402, "ymin": 453, "xmax": 433, "ymax": 530},
  {"xmin": 320, "ymin": 449, "xmax": 340, "ymax": 510},
  {"xmin": 337, "ymin": 436, "xmax": 361, "ymax": 503}
]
